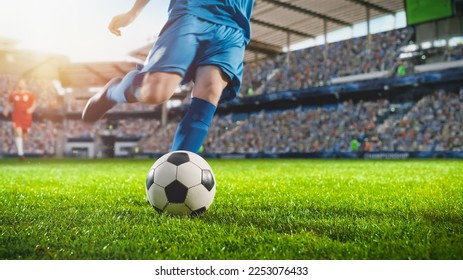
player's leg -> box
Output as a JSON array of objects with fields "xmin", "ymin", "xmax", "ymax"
[
  {"xmin": 107, "ymin": 69, "xmax": 145, "ymax": 103},
  {"xmin": 171, "ymin": 21, "xmax": 246, "ymax": 153},
  {"xmin": 107, "ymin": 69, "xmax": 183, "ymax": 104},
  {"xmin": 171, "ymin": 66, "xmax": 228, "ymax": 152},
  {"xmin": 82, "ymin": 77, "xmax": 123, "ymax": 122},
  {"xmin": 82, "ymin": 71, "xmax": 183, "ymax": 122},
  {"xmin": 139, "ymin": 72, "xmax": 182, "ymax": 104},
  {"xmin": 171, "ymin": 20, "xmax": 246, "ymax": 153},
  {"xmin": 13, "ymin": 126, "xmax": 25, "ymax": 159},
  {"xmin": 190, "ymin": 66, "xmax": 229, "ymax": 106},
  {"xmin": 83, "ymin": 15, "xmax": 197, "ymax": 122}
]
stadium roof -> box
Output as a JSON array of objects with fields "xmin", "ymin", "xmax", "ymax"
[
  {"xmin": 62, "ymin": 0, "xmax": 405, "ymax": 88},
  {"xmin": 245, "ymin": 0, "xmax": 404, "ymax": 61}
]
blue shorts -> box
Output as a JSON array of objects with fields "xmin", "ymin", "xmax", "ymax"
[{"xmin": 140, "ymin": 14, "xmax": 247, "ymax": 103}]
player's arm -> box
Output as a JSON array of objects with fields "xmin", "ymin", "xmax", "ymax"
[
  {"xmin": 108, "ymin": 0, "xmax": 151, "ymax": 36},
  {"xmin": 26, "ymin": 98, "xmax": 37, "ymax": 115}
]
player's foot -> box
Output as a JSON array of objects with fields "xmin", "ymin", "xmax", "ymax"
[
  {"xmin": 19, "ymin": 156, "xmax": 26, "ymax": 162},
  {"xmin": 82, "ymin": 77, "xmax": 122, "ymax": 122}
]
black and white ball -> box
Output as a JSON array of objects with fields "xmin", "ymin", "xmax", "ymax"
[{"xmin": 146, "ymin": 151, "xmax": 216, "ymax": 216}]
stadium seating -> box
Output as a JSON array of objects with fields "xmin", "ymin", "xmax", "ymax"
[
  {"xmin": 135, "ymin": 90, "xmax": 461, "ymax": 154},
  {"xmin": 240, "ymin": 27, "xmax": 413, "ymax": 97},
  {"xmin": 0, "ymin": 75, "xmax": 60, "ymax": 156},
  {"xmin": 1, "ymin": 26, "xmax": 463, "ymax": 158}
]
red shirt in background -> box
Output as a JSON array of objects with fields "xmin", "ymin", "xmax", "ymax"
[{"xmin": 8, "ymin": 90, "xmax": 35, "ymax": 133}]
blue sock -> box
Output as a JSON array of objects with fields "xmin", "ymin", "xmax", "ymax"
[
  {"xmin": 171, "ymin": 97, "xmax": 217, "ymax": 153},
  {"xmin": 107, "ymin": 69, "xmax": 144, "ymax": 103}
]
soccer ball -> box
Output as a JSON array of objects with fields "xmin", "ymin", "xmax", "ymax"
[{"xmin": 145, "ymin": 150, "xmax": 216, "ymax": 216}]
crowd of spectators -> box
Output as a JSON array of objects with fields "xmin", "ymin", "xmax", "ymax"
[
  {"xmin": 447, "ymin": 43, "xmax": 463, "ymax": 61},
  {"xmin": 2, "ymin": 87, "xmax": 461, "ymax": 156},
  {"xmin": 0, "ymin": 75, "xmax": 61, "ymax": 111},
  {"xmin": 203, "ymin": 99, "xmax": 390, "ymax": 153},
  {"xmin": 1, "ymin": 120, "xmax": 57, "ymax": 155},
  {"xmin": 2, "ymin": 25, "xmax": 462, "ymax": 157},
  {"xmin": 134, "ymin": 89, "xmax": 462, "ymax": 154},
  {"xmin": 240, "ymin": 27, "xmax": 413, "ymax": 97},
  {"xmin": 1, "ymin": 75, "xmax": 60, "ymax": 156},
  {"xmin": 65, "ymin": 118, "xmax": 160, "ymax": 139},
  {"xmin": 64, "ymin": 120, "xmax": 95, "ymax": 139},
  {"xmin": 137, "ymin": 121, "xmax": 176, "ymax": 153},
  {"xmin": 375, "ymin": 90, "xmax": 462, "ymax": 152},
  {"xmin": 105, "ymin": 118, "xmax": 160, "ymax": 139}
]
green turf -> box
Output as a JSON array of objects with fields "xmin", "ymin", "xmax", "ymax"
[{"xmin": 0, "ymin": 158, "xmax": 462, "ymax": 260}]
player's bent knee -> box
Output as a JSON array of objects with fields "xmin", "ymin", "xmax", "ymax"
[
  {"xmin": 140, "ymin": 86, "xmax": 170, "ymax": 104},
  {"xmin": 140, "ymin": 73, "xmax": 181, "ymax": 104}
]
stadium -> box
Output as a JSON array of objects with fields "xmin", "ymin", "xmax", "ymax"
[{"xmin": 1, "ymin": 0, "xmax": 462, "ymax": 262}]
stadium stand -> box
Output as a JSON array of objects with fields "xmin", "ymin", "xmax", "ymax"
[
  {"xmin": 1, "ymin": 120, "xmax": 57, "ymax": 156},
  {"xmin": 1, "ymin": 75, "xmax": 60, "ymax": 157},
  {"xmin": 133, "ymin": 89, "xmax": 462, "ymax": 156},
  {"xmin": 240, "ymin": 27, "xmax": 413, "ymax": 96},
  {"xmin": 1, "ymin": 15, "xmax": 463, "ymax": 159},
  {"xmin": 376, "ymin": 90, "xmax": 462, "ymax": 152}
]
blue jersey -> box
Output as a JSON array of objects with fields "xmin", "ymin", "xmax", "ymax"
[
  {"xmin": 141, "ymin": 0, "xmax": 255, "ymax": 103},
  {"xmin": 168, "ymin": 0, "xmax": 254, "ymax": 44}
]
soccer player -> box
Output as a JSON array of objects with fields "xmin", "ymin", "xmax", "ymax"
[
  {"xmin": 82, "ymin": 0, "xmax": 255, "ymax": 153},
  {"xmin": 3, "ymin": 79, "xmax": 36, "ymax": 160}
]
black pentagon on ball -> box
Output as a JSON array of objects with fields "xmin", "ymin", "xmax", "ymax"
[
  {"xmin": 165, "ymin": 180, "xmax": 188, "ymax": 203},
  {"xmin": 167, "ymin": 152, "xmax": 190, "ymax": 166},
  {"xmin": 201, "ymin": 169, "xmax": 215, "ymax": 191},
  {"xmin": 146, "ymin": 168, "xmax": 155, "ymax": 190}
]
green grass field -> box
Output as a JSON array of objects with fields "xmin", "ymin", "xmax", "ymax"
[{"xmin": 0, "ymin": 158, "xmax": 462, "ymax": 260}]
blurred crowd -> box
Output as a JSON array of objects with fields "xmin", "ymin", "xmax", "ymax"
[
  {"xmin": 445, "ymin": 44, "xmax": 463, "ymax": 61},
  {"xmin": 0, "ymin": 74, "xmax": 61, "ymax": 112},
  {"xmin": 204, "ymin": 99, "xmax": 390, "ymax": 153},
  {"xmin": 136, "ymin": 121, "xmax": 176, "ymax": 153},
  {"xmin": 5, "ymin": 86, "xmax": 460, "ymax": 156},
  {"xmin": 1, "ymin": 25, "xmax": 463, "ymax": 156},
  {"xmin": 65, "ymin": 118, "xmax": 159, "ymax": 139},
  {"xmin": 136, "ymin": 90, "xmax": 462, "ymax": 154},
  {"xmin": 1, "ymin": 75, "xmax": 60, "ymax": 155},
  {"xmin": 1, "ymin": 120, "xmax": 58, "ymax": 155},
  {"xmin": 240, "ymin": 27, "xmax": 412, "ymax": 96},
  {"xmin": 375, "ymin": 90, "xmax": 462, "ymax": 152},
  {"xmin": 0, "ymin": 74, "xmax": 63, "ymax": 112}
]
